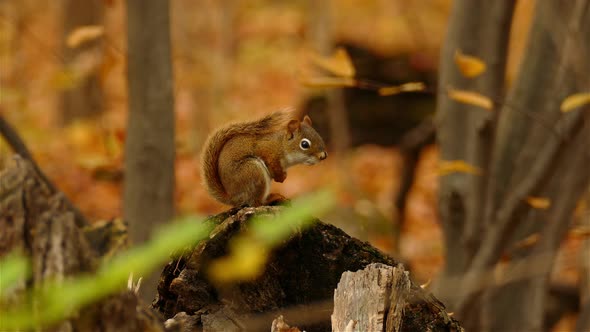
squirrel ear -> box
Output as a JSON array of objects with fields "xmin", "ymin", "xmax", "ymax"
[
  {"xmin": 287, "ymin": 119, "xmax": 300, "ymax": 139},
  {"xmin": 303, "ymin": 115, "xmax": 312, "ymax": 126}
]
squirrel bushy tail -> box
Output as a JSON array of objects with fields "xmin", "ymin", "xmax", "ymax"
[{"xmin": 200, "ymin": 111, "xmax": 291, "ymax": 204}]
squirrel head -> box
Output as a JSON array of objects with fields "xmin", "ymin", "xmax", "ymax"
[{"xmin": 284, "ymin": 115, "xmax": 327, "ymax": 166}]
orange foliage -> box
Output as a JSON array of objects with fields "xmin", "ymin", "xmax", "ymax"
[{"xmin": 1, "ymin": 1, "xmax": 583, "ymax": 311}]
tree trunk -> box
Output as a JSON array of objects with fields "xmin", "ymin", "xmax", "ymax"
[
  {"xmin": 306, "ymin": 0, "xmax": 350, "ymax": 153},
  {"xmin": 436, "ymin": 0, "xmax": 515, "ymax": 281},
  {"xmin": 576, "ymin": 190, "xmax": 590, "ymax": 332},
  {"xmin": 124, "ymin": 0, "xmax": 175, "ymax": 302},
  {"xmin": 435, "ymin": 0, "xmax": 590, "ymax": 330},
  {"xmin": 60, "ymin": 0, "xmax": 104, "ymax": 124}
]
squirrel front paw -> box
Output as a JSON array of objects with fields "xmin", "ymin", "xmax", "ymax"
[{"xmin": 273, "ymin": 172, "xmax": 287, "ymax": 183}]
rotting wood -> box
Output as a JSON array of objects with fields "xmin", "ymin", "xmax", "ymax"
[
  {"xmin": 332, "ymin": 263, "xmax": 397, "ymax": 332},
  {"xmin": 271, "ymin": 315, "xmax": 301, "ymax": 332},
  {"xmin": 153, "ymin": 206, "xmax": 397, "ymax": 331},
  {"xmin": 332, "ymin": 263, "xmax": 461, "ymax": 332},
  {"xmin": 0, "ymin": 156, "xmax": 164, "ymax": 331},
  {"xmin": 0, "ymin": 115, "xmax": 89, "ymax": 227},
  {"xmin": 153, "ymin": 207, "xmax": 463, "ymax": 332}
]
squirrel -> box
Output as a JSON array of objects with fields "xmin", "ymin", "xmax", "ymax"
[{"xmin": 201, "ymin": 110, "xmax": 327, "ymax": 207}]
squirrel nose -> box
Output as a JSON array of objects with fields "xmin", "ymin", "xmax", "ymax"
[{"xmin": 318, "ymin": 151, "xmax": 327, "ymax": 160}]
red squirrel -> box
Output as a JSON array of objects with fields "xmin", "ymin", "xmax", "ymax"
[{"xmin": 201, "ymin": 110, "xmax": 327, "ymax": 207}]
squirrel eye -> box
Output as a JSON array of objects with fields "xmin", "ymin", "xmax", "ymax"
[{"xmin": 300, "ymin": 138, "xmax": 311, "ymax": 150}]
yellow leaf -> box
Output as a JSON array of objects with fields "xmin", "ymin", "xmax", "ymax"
[
  {"xmin": 66, "ymin": 25, "xmax": 104, "ymax": 48},
  {"xmin": 208, "ymin": 237, "xmax": 269, "ymax": 283},
  {"xmin": 560, "ymin": 92, "xmax": 590, "ymax": 112},
  {"xmin": 308, "ymin": 47, "xmax": 355, "ymax": 78},
  {"xmin": 514, "ymin": 233, "xmax": 540, "ymax": 249},
  {"xmin": 300, "ymin": 76, "xmax": 356, "ymax": 88},
  {"xmin": 420, "ymin": 279, "xmax": 432, "ymax": 289},
  {"xmin": 438, "ymin": 160, "xmax": 482, "ymax": 176},
  {"xmin": 76, "ymin": 154, "xmax": 111, "ymax": 171},
  {"xmin": 570, "ymin": 226, "xmax": 590, "ymax": 238},
  {"xmin": 574, "ymin": 197, "xmax": 587, "ymax": 218},
  {"xmin": 378, "ymin": 82, "xmax": 426, "ymax": 96},
  {"xmin": 454, "ymin": 50, "xmax": 486, "ymax": 78},
  {"xmin": 525, "ymin": 196, "xmax": 551, "ymax": 209},
  {"xmin": 448, "ymin": 88, "xmax": 493, "ymax": 110},
  {"xmin": 52, "ymin": 69, "xmax": 79, "ymax": 89}
]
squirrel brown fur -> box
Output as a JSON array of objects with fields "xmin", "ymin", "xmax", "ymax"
[{"xmin": 201, "ymin": 110, "xmax": 327, "ymax": 207}]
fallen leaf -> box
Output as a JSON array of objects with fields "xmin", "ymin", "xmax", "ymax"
[
  {"xmin": 448, "ymin": 88, "xmax": 493, "ymax": 110},
  {"xmin": 570, "ymin": 226, "xmax": 590, "ymax": 238},
  {"xmin": 574, "ymin": 198, "xmax": 587, "ymax": 218},
  {"xmin": 378, "ymin": 82, "xmax": 426, "ymax": 96},
  {"xmin": 75, "ymin": 153, "xmax": 111, "ymax": 171},
  {"xmin": 438, "ymin": 160, "xmax": 482, "ymax": 176},
  {"xmin": 525, "ymin": 196, "xmax": 551, "ymax": 209},
  {"xmin": 66, "ymin": 25, "xmax": 104, "ymax": 48},
  {"xmin": 100, "ymin": 47, "xmax": 120, "ymax": 83},
  {"xmin": 560, "ymin": 92, "xmax": 590, "ymax": 112},
  {"xmin": 52, "ymin": 69, "xmax": 79, "ymax": 90},
  {"xmin": 300, "ymin": 76, "xmax": 356, "ymax": 88},
  {"xmin": 454, "ymin": 50, "xmax": 486, "ymax": 78},
  {"xmin": 513, "ymin": 233, "xmax": 540, "ymax": 250},
  {"xmin": 308, "ymin": 47, "xmax": 355, "ymax": 78}
]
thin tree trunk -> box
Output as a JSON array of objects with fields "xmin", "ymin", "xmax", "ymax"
[
  {"xmin": 436, "ymin": 0, "xmax": 590, "ymax": 330},
  {"xmin": 307, "ymin": 0, "xmax": 350, "ymax": 153},
  {"xmin": 579, "ymin": 192, "xmax": 590, "ymax": 332},
  {"xmin": 60, "ymin": 0, "xmax": 104, "ymax": 124},
  {"xmin": 124, "ymin": 0, "xmax": 175, "ymax": 302},
  {"xmin": 435, "ymin": 0, "xmax": 515, "ymax": 305}
]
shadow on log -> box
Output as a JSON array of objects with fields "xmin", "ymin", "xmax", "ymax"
[{"xmin": 154, "ymin": 207, "xmax": 462, "ymax": 331}]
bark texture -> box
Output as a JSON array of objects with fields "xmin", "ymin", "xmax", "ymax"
[
  {"xmin": 0, "ymin": 114, "xmax": 88, "ymax": 226},
  {"xmin": 124, "ymin": 0, "xmax": 176, "ymax": 302},
  {"xmin": 0, "ymin": 156, "xmax": 163, "ymax": 331},
  {"xmin": 435, "ymin": 0, "xmax": 590, "ymax": 330},
  {"xmin": 332, "ymin": 263, "xmax": 461, "ymax": 332},
  {"xmin": 153, "ymin": 207, "xmax": 462, "ymax": 331}
]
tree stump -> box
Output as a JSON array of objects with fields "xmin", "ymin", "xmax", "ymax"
[
  {"xmin": 332, "ymin": 263, "xmax": 463, "ymax": 332},
  {"xmin": 154, "ymin": 207, "xmax": 463, "ymax": 331},
  {"xmin": 0, "ymin": 156, "xmax": 163, "ymax": 331}
]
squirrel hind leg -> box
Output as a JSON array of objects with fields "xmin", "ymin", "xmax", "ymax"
[
  {"xmin": 265, "ymin": 193, "xmax": 289, "ymax": 206},
  {"xmin": 220, "ymin": 158, "xmax": 271, "ymax": 207}
]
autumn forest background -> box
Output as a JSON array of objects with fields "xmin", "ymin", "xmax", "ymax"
[{"xmin": 1, "ymin": 0, "xmax": 589, "ymax": 331}]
